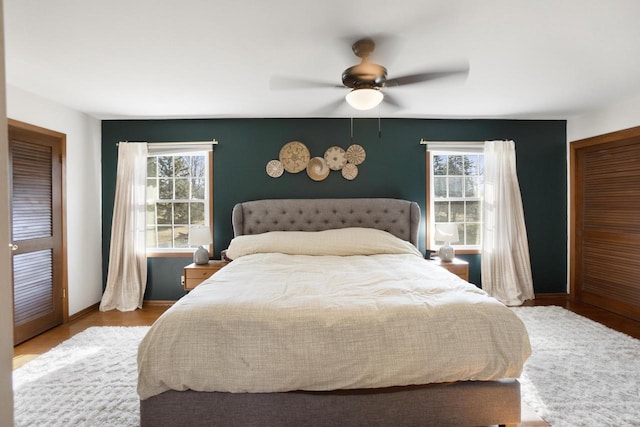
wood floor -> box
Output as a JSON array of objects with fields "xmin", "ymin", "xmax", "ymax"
[
  {"xmin": 13, "ymin": 302, "xmax": 172, "ymax": 369},
  {"xmin": 13, "ymin": 294, "xmax": 640, "ymax": 427},
  {"xmin": 521, "ymin": 294, "xmax": 640, "ymax": 339}
]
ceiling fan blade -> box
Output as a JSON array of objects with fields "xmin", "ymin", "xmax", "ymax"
[
  {"xmin": 270, "ymin": 76, "xmax": 343, "ymax": 90},
  {"xmin": 382, "ymin": 92, "xmax": 403, "ymax": 110},
  {"xmin": 385, "ymin": 63, "xmax": 470, "ymax": 87},
  {"xmin": 310, "ymin": 98, "xmax": 347, "ymax": 116}
]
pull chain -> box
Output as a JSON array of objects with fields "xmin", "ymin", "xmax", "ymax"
[
  {"xmin": 378, "ymin": 105, "xmax": 382, "ymax": 139},
  {"xmin": 350, "ymin": 117, "xmax": 354, "ymax": 144}
]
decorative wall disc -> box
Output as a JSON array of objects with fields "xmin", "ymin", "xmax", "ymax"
[
  {"xmin": 324, "ymin": 146, "xmax": 347, "ymax": 170},
  {"xmin": 306, "ymin": 157, "xmax": 330, "ymax": 181},
  {"xmin": 266, "ymin": 159, "xmax": 284, "ymax": 178},
  {"xmin": 342, "ymin": 163, "xmax": 358, "ymax": 180},
  {"xmin": 279, "ymin": 141, "xmax": 310, "ymax": 173},
  {"xmin": 345, "ymin": 144, "xmax": 366, "ymax": 165}
]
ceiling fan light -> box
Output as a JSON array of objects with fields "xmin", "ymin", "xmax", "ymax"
[{"xmin": 345, "ymin": 88, "xmax": 384, "ymax": 110}]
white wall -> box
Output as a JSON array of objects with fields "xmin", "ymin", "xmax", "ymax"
[
  {"xmin": 567, "ymin": 93, "xmax": 640, "ymax": 141},
  {"xmin": 6, "ymin": 85, "xmax": 103, "ymax": 316}
]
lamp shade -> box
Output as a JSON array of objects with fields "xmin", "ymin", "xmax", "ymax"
[
  {"xmin": 434, "ymin": 223, "xmax": 459, "ymax": 243},
  {"xmin": 345, "ymin": 88, "xmax": 384, "ymax": 110},
  {"xmin": 188, "ymin": 225, "xmax": 212, "ymax": 246}
]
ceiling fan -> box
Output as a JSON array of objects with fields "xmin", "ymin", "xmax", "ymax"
[{"xmin": 270, "ymin": 37, "xmax": 469, "ymax": 112}]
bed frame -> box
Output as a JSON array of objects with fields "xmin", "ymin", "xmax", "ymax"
[{"xmin": 140, "ymin": 198, "xmax": 521, "ymax": 427}]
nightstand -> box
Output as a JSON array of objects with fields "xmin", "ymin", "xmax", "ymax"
[
  {"xmin": 183, "ymin": 260, "xmax": 227, "ymax": 290},
  {"xmin": 425, "ymin": 257, "xmax": 469, "ymax": 281}
]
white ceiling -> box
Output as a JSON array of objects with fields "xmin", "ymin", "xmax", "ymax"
[{"xmin": 5, "ymin": 0, "xmax": 640, "ymax": 120}]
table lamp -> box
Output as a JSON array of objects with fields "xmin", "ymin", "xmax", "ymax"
[
  {"xmin": 435, "ymin": 223, "xmax": 459, "ymax": 262},
  {"xmin": 189, "ymin": 225, "xmax": 212, "ymax": 265}
]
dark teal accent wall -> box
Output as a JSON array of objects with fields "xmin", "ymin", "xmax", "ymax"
[{"xmin": 102, "ymin": 118, "xmax": 567, "ymax": 300}]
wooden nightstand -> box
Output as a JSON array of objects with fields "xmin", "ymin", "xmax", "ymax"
[
  {"xmin": 425, "ymin": 257, "xmax": 469, "ymax": 281},
  {"xmin": 184, "ymin": 260, "xmax": 227, "ymax": 290}
]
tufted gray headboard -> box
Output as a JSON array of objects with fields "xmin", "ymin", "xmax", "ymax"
[{"xmin": 232, "ymin": 198, "xmax": 421, "ymax": 247}]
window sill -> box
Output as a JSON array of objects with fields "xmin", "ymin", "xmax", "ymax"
[
  {"xmin": 146, "ymin": 252, "xmax": 194, "ymax": 258},
  {"xmin": 452, "ymin": 249, "xmax": 481, "ymax": 255}
]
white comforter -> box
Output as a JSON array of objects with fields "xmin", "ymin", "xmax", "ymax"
[{"xmin": 138, "ymin": 251, "xmax": 531, "ymax": 399}]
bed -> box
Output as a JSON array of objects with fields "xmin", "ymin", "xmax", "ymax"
[{"xmin": 138, "ymin": 198, "xmax": 531, "ymax": 427}]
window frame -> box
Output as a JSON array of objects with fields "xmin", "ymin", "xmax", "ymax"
[
  {"xmin": 146, "ymin": 150, "xmax": 214, "ymax": 258},
  {"xmin": 426, "ymin": 149, "xmax": 484, "ymax": 255}
]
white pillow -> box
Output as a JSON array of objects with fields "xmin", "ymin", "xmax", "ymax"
[{"xmin": 226, "ymin": 227, "xmax": 422, "ymax": 260}]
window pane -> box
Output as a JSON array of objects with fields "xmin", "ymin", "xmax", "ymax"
[
  {"xmin": 455, "ymin": 224, "xmax": 464, "ymax": 244},
  {"xmin": 146, "ymin": 204, "xmax": 156, "ymax": 225},
  {"xmin": 147, "ymin": 157, "xmax": 157, "ymax": 177},
  {"xmin": 174, "ymin": 202, "xmax": 189, "ymax": 224},
  {"xmin": 159, "ymin": 178, "xmax": 173, "ymax": 199},
  {"xmin": 466, "ymin": 201, "xmax": 481, "ymax": 221},
  {"xmin": 156, "ymin": 203, "xmax": 173, "ymax": 224},
  {"xmin": 157, "ymin": 156, "xmax": 173, "ymax": 177},
  {"xmin": 466, "ymin": 223, "xmax": 481, "ymax": 245},
  {"xmin": 434, "ymin": 202, "xmax": 449, "ymax": 223},
  {"xmin": 449, "ymin": 177, "xmax": 463, "ymax": 197},
  {"xmin": 448, "ymin": 155, "xmax": 463, "ymax": 175},
  {"xmin": 464, "ymin": 155, "xmax": 479, "ymax": 175},
  {"xmin": 174, "ymin": 156, "xmax": 190, "ymax": 177},
  {"xmin": 433, "ymin": 177, "xmax": 447, "ymax": 198},
  {"xmin": 191, "ymin": 156, "xmax": 205, "ymax": 177},
  {"xmin": 147, "ymin": 178, "xmax": 158, "ymax": 200},
  {"xmin": 465, "ymin": 176, "xmax": 480, "ymax": 197},
  {"xmin": 146, "ymin": 227, "xmax": 157, "ymax": 247},
  {"xmin": 174, "ymin": 225, "xmax": 189, "ymax": 248},
  {"xmin": 477, "ymin": 156, "xmax": 484, "ymax": 175},
  {"xmin": 433, "ymin": 155, "xmax": 447, "ymax": 175},
  {"xmin": 451, "ymin": 202, "xmax": 465, "ymax": 222},
  {"xmin": 157, "ymin": 226, "xmax": 173, "ymax": 248},
  {"xmin": 190, "ymin": 202, "xmax": 205, "ymax": 224},
  {"xmin": 192, "ymin": 178, "xmax": 205, "ymax": 199},
  {"xmin": 175, "ymin": 178, "xmax": 189, "ymax": 199}
]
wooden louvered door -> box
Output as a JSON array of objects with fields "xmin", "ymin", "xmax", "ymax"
[
  {"xmin": 571, "ymin": 126, "xmax": 640, "ymax": 322},
  {"xmin": 9, "ymin": 120, "xmax": 65, "ymax": 345}
]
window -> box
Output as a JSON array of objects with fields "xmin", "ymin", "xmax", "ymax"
[
  {"xmin": 146, "ymin": 148, "xmax": 212, "ymax": 254},
  {"xmin": 428, "ymin": 150, "xmax": 484, "ymax": 252}
]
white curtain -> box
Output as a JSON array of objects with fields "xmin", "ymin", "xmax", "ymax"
[
  {"xmin": 100, "ymin": 142, "xmax": 148, "ymax": 311},
  {"xmin": 481, "ymin": 140, "xmax": 534, "ymax": 306}
]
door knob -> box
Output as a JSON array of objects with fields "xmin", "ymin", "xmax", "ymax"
[{"xmin": 9, "ymin": 243, "xmax": 18, "ymax": 251}]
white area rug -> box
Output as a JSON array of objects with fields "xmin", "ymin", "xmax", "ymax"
[
  {"xmin": 13, "ymin": 327, "xmax": 148, "ymax": 427},
  {"xmin": 12, "ymin": 307, "xmax": 640, "ymax": 426},
  {"xmin": 512, "ymin": 306, "xmax": 640, "ymax": 427}
]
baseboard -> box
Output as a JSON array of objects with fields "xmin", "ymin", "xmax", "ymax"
[
  {"xmin": 143, "ymin": 300, "xmax": 176, "ymax": 307},
  {"xmin": 69, "ymin": 302, "xmax": 100, "ymax": 322},
  {"xmin": 522, "ymin": 293, "xmax": 570, "ymax": 307},
  {"xmin": 534, "ymin": 293, "xmax": 569, "ymax": 300},
  {"xmin": 68, "ymin": 300, "xmax": 175, "ymax": 320}
]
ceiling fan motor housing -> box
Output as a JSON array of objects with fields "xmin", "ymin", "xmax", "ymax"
[
  {"xmin": 342, "ymin": 38, "xmax": 388, "ymax": 89},
  {"xmin": 342, "ymin": 64, "xmax": 388, "ymax": 88},
  {"xmin": 352, "ymin": 38, "xmax": 376, "ymax": 58}
]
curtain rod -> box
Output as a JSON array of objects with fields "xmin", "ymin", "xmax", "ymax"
[
  {"xmin": 419, "ymin": 139, "xmax": 484, "ymax": 145},
  {"xmin": 116, "ymin": 139, "xmax": 218, "ymax": 146}
]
